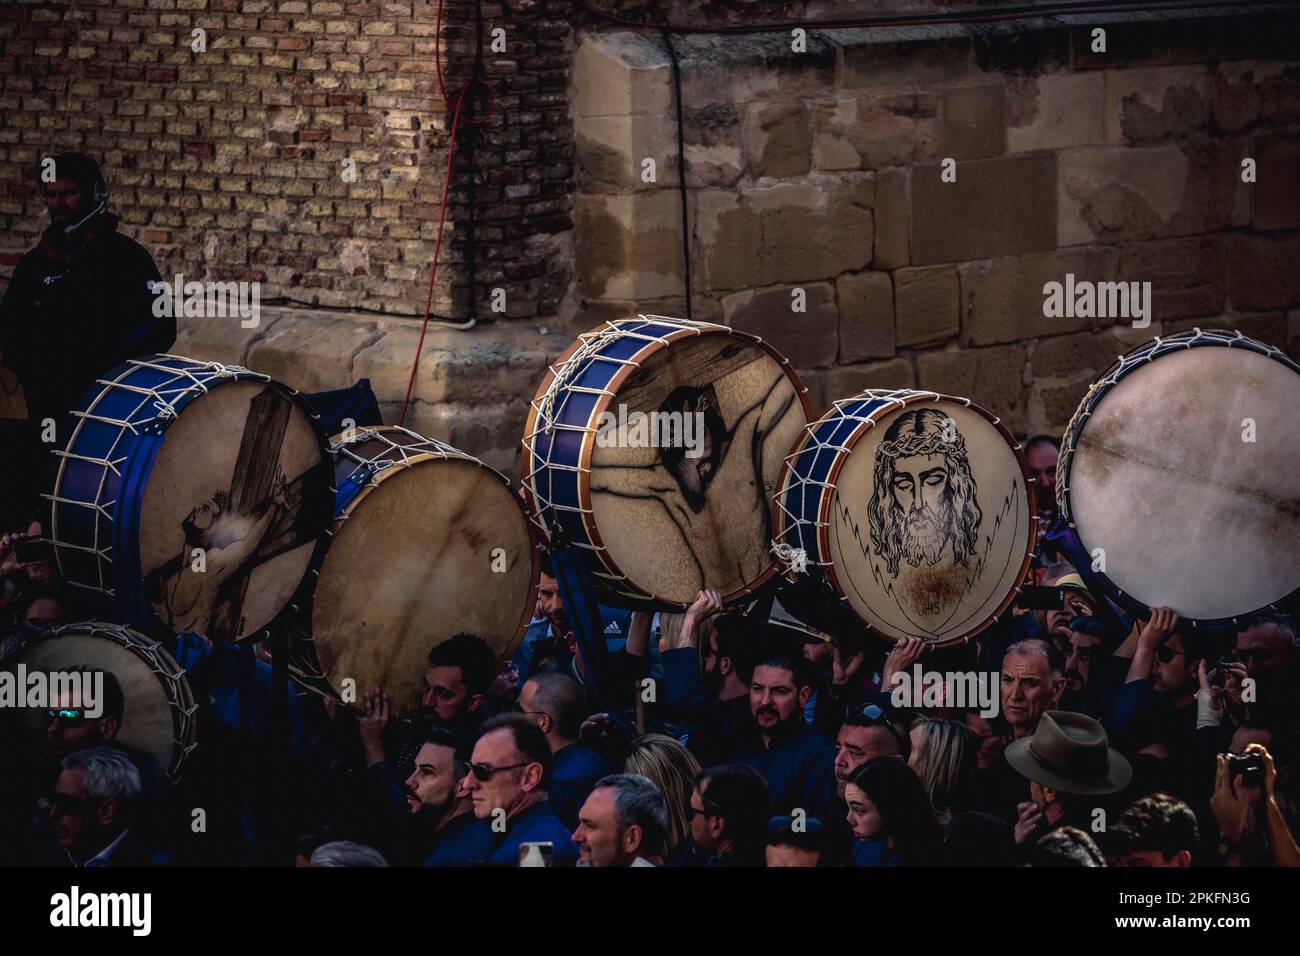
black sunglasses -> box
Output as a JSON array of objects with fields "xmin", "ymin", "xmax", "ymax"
[
  {"xmin": 46, "ymin": 793, "xmax": 95, "ymax": 815},
  {"xmin": 468, "ymin": 761, "xmax": 533, "ymax": 782},
  {"xmin": 1154, "ymin": 645, "xmax": 1187, "ymax": 664},
  {"xmin": 46, "ymin": 708, "xmax": 87, "ymax": 729}
]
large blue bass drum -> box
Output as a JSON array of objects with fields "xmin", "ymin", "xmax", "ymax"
[
  {"xmin": 523, "ymin": 315, "xmax": 811, "ymax": 609},
  {"xmin": 44, "ymin": 354, "xmax": 332, "ymax": 641}
]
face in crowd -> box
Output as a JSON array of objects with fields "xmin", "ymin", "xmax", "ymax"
[
  {"xmin": 1234, "ymin": 622, "xmax": 1292, "ymax": 689},
  {"xmin": 1064, "ymin": 631, "xmax": 1103, "ymax": 694},
  {"xmin": 403, "ymin": 741, "xmax": 464, "ymax": 818},
  {"xmin": 45, "ymin": 689, "xmax": 119, "ymax": 761},
  {"xmin": 1025, "ymin": 441, "xmax": 1059, "ymax": 522},
  {"xmin": 572, "ymin": 786, "xmax": 642, "ymax": 868},
  {"xmin": 49, "ymin": 766, "xmax": 114, "ymax": 852},
  {"xmin": 421, "ymin": 663, "xmax": 481, "ymax": 725},
  {"xmin": 1000, "ymin": 647, "xmax": 1064, "ymax": 735},
  {"xmin": 688, "ymin": 782, "xmax": 724, "ymax": 853},
  {"xmin": 750, "ymin": 663, "xmax": 808, "ymax": 736},
  {"xmin": 834, "ymin": 724, "xmax": 901, "ymax": 799},
  {"xmin": 1045, "ymin": 588, "xmax": 1097, "ymax": 640},
  {"xmin": 43, "ymin": 178, "xmax": 86, "ymax": 227},
  {"xmin": 1150, "ymin": 633, "xmax": 1198, "ymax": 697},
  {"xmin": 537, "ymin": 572, "xmax": 569, "ymax": 638},
  {"xmin": 461, "ymin": 727, "xmax": 542, "ymax": 820},
  {"xmin": 844, "ymin": 782, "xmax": 883, "ymax": 842}
]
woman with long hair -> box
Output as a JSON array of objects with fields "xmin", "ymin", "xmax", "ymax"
[
  {"xmin": 844, "ymin": 756, "xmax": 942, "ymax": 866},
  {"xmin": 908, "ymin": 716, "xmax": 980, "ymax": 825},
  {"xmin": 624, "ymin": 733, "xmax": 703, "ymax": 864}
]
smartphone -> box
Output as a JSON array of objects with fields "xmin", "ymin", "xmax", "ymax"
[
  {"xmin": 518, "ymin": 842, "xmax": 554, "ymax": 867},
  {"xmin": 1016, "ymin": 585, "xmax": 1067, "ymax": 611}
]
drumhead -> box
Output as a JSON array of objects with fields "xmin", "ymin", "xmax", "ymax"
[
  {"xmin": 812, "ymin": 394, "xmax": 1035, "ymax": 644},
  {"xmin": 310, "ymin": 429, "xmax": 536, "ymax": 716},
  {"xmin": 6, "ymin": 623, "xmax": 196, "ymax": 781},
  {"xmin": 582, "ymin": 328, "xmax": 809, "ymax": 605},
  {"xmin": 139, "ymin": 380, "xmax": 330, "ymax": 642},
  {"xmin": 1061, "ymin": 333, "xmax": 1300, "ymax": 622}
]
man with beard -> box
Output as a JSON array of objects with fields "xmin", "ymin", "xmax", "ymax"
[
  {"xmin": 722, "ymin": 645, "xmax": 837, "ymax": 823},
  {"xmin": 510, "ymin": 552, "xmax": 630, "ymax": 685},
  {"xmin": 1024, "ymin": 436, "xmax": 1063, "ymax": 566},
  {"xmin": 360, "ymin": 632, "xmax": 497, "ymax": 813},
  {"xmin": 409, "ymin": 729, "xmax": 497, "ymax": 866},
  {"xmin": 0, "ymin": 152, "xmax": 172, "ymax": 521}
]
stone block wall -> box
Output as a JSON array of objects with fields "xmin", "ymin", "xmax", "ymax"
[{"xmin": 570, "ymin": 10, "xmax": 1300, "ymax": 441}]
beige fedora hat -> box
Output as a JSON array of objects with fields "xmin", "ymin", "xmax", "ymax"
[{"xmin": 1005, "ymin": 710, "xmax": 1132, "ymax": 795}]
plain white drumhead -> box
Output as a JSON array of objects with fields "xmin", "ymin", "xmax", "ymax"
[{"xmin": 1068, "ymin": 345, "xmax": 1300, "ymax": 620}]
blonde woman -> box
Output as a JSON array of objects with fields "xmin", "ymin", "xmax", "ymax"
[
  {"xmin": 624, "ymin": 732, "xmax": 703, "ymax": 864},
  {"xmin": 908, "ymin": 716, "xmax": 979, "ymax": 826}
]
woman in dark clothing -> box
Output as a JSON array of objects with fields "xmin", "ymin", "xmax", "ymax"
[{"xmin": 844, "ymin": 756, "xmax": 942, "ymax": 866}]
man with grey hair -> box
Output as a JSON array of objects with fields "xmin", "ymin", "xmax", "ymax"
[
  {"xmin": 46, "ymin": 747, "xmax": 170, "ymax": 867},
  {"xmin": 1000, "ymin": 639, "xmax": 1066, "ymax": 739},
  {"xmin": 572, "ymin": 773, "xmax": 668, "ymax": 867},
  {"xmin": 309, "ymin": 841, "xmax": 389, "ymax": 867}
]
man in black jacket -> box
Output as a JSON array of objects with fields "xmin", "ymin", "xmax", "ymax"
[{"xmin": 0, "ymin": 152, "xmax": 173, "ymax": 524}]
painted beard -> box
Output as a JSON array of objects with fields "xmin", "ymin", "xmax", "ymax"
[{"xmin": 899, "ymin": 501, "xmax": 954, "ymax": 568}]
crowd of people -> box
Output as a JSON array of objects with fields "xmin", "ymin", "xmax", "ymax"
[{"xmin": 1, "ymin": 152, "xmax": 1298, "ymax": 869}]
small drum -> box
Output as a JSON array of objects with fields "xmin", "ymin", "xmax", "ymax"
[
  {"xmin": 774, "ymin": 389, "xmax": 1037, "ymax": 645},
  {"xmin": 45, "ymin": 355, "xmax": 333, "ymax": 642},
  {"xmin": 3, "ymin": 622, "xmax": 197, "ymax": 781},
  {"xmin": 289, "ymin": 426, "xmax": 536, "ymax": 716},
  {"xmin": 523, "ymin": 315, "xmax": 812, "ymax": 608},
  {"xmin": 1058, "ymin": 329, "xmax": 1300, "ymax": 625}
]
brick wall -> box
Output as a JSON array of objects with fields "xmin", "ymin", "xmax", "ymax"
[{"xmin": 0, "ymin": 0, "xmax": 575, "ymax": 320}]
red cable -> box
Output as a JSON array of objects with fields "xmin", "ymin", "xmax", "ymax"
[{"xmin": 399, "ymin": 0, "xmax": 495, "ymax": 426}]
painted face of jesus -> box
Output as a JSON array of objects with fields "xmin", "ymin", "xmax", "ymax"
[{"xmin": 891, "ymin": 453, "xmax": 949, "ymax": 513}]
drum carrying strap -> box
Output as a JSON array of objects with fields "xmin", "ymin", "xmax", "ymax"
[{"xmin": 546, "ymin": 520, "xmax": 632, "ymax": 735}]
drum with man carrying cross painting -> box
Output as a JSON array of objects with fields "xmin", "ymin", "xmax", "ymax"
[
  {"xmin": 44, "ymin": 355, "xmax": 333, "ymax": 642},
  {"xmin": 522, "ymin": 315, "xmax": 812, "ymax": 609},
  {"xmin": 1057, "ymin": 328, "xmax": 1300, "ymax": 626},
  {"xmin": 773, "ymin": 388, "xmax": 1038, "ymax": 646}
]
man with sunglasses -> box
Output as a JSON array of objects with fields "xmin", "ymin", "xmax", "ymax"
[
  {"xmin": 43, "ymin": 747, "xmax": 170, "ymax": 867},
  {"xmin": 43, "ymin": 668, "xmax": 124, "ymax": 763},
  {"xmin": 687, "ymin": 764, "xmax": 770, "ymax": 867},
  {"xmin": 449, "ymin": 713, "xmax": 578, "ymax": 866}
]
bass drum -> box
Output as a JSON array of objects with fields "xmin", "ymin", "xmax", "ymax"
[
  {"xmin": 774, "ymin": 388, "xmax": 1037, "ymax": 645},
  {"xmin": 1058, "ymin": 329, "xmax": 1300, "ymax": 625},
  {"xmin": 4, "ymin": 622, "xmax": 197, "ymax": 782},
  {"xmin": 45, "ymin": 355, "xmax": 333, "ymax": 642},
  {"xmin": 523, "ymin": 315, "xmax": 811, "ymax": 608},
  {"xmin": 289, "ymin": 426, "xmax": 536, "ymax": 716}
]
